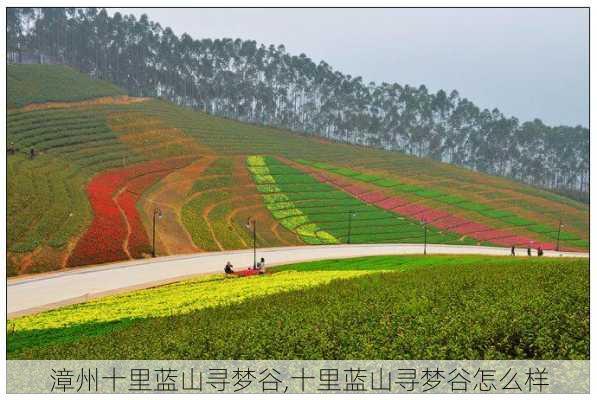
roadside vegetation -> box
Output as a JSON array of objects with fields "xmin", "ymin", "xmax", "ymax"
[{"xmin": 8, "ymin": 255, "xmax": 589, "ymax": 360}]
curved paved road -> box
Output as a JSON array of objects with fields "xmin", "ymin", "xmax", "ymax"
[{"xmin": 8, "ymin": 244, "xmax": 587, "ymax": 318}]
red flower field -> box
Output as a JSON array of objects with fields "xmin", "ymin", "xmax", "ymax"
[
  {"xmin": 67, "ymin": 157, "xmax": 191, "ymax": 267},
  {"xmin": 116, "ymin": 172, "xmax": 160, "ymax": 258}
]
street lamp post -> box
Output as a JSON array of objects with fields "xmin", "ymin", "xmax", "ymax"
[
  {"xmin": 556, "ymin": 218, "xmax": 564, "ymax": 252},
  {"xmin": 152, "ymin": 207, "xmax": 162, "ymax": 258},
  {"xmin": 421, "ymin": 219, "xmax": 428, "ymax": 255},
  {"xmin": 246, "ymin": 217, "xmax": 257, "ymax": 268},
  {"xmin": 347, "ymin": 210, "xmax": 356, "ymax": 244}
]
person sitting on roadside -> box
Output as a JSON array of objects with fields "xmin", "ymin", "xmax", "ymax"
[
  {"xmin": 224, "ymin": 261, "xmax": 234, "ymax": 274},
  {"xmin": 254, "ymin": 258, "xmax": 265, "ymax": 274}
]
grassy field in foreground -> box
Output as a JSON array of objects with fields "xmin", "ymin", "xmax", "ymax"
[{"xmin": 8, "ymin": 255, "xmax": 588, "ymax": 360}]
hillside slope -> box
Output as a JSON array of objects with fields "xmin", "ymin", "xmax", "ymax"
[
  {"xmin": 8, "ymin": 9, "xmax": 588, "ymax": 197},
  {"xmin": 6, "ymin": 65, "xmax": 589, "ymax": 275},
  {"xmin": 7, "ymin": 64, "xmax": 125, "ymax": 108}
]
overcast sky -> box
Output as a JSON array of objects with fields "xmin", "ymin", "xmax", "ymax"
[{"xmin": 112, "ymin": 8, "xmax": 589, "ymax": 127}]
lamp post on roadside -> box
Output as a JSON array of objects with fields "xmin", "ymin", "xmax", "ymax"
[
  {"xmin": 347, "ymin": 210, "xmax": 356, "ymax": 244},
  {"xmin": 421, "ymin": 219, "xmax": 428, "ymax": 255},
  {"xmin": 152, "ymin": 207, "xmax": 162, "ymax": 258},
  {"xmin": 245, "ymin": 217, "xmax": 257, "ymax": 268},
  {"xmin": 556, "ymin": 218, "xmax": 565, "ymax": 252}
]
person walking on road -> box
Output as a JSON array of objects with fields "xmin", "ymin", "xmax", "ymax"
[
  {"xmin": 527, "ymin": 247, "xmax": 532, "ymax": 256},
  {"xmin": 510, "ymin": 246, "xmax": 515, "ymax": 256}
]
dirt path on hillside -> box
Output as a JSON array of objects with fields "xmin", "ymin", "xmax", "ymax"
[
  {"xmin": 200, "ymin": 201, "xmax": 225, "ymax": 251},
  {"xmin": 139, "ymin": 156, "xmax": 216, "ymax": 255},
  {"xmin": 17, "ymin": 96, "xmax": 150, "ymax": 112},
  {"xmin": 221, "ymin": 199, "xmax": 279, "ymax": 248},
  {"xmin": 114, "ymin": 186, "xmax": 133, "ymax": 260},
  {"xmin": 270, "ymin": 219, "xmax": 300, "ymax": 246},
  {"xmin": 58, "ymin": 237, "xmax": 80, "ymax": 269},
  {"xmin": 225, "ymin": 203, "xmax": 258, "ymax": 248}
]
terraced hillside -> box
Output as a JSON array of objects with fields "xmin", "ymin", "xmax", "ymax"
[
  {"xmin": 293, "ymin": 159, "xmax": 586, "ymax": 250},
  {"xmin": 125, "ymin": 99, "xmax": 588, "ymax": 248},
  {"xmin": 180, "ymin": 156, "xmax": 303, "ymax": 252},
  {"xmin": 7, "ymin": 65, "xmax": 589, "ymax": 275}
]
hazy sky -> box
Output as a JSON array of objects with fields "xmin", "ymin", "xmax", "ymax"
[{"xmin": 112, "ymin": 8, "xmax": 589, "ymax": 127}]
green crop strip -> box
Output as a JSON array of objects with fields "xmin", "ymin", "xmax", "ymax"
[
  {"xmin": 182, "ymin": 191, "xmax": 229, "ymax": 251},
  {"xmin": 8, "ymin": 154, "xmax": 92, "ymax": 254},
  {"xmin": 248, "ymin": 156, "xmax": 339, "ymax": 244},
  {"xmin": 249, "ymin": 156, "xmax": 472, "ymax": 246}
]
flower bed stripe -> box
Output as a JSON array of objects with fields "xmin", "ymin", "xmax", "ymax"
[
  {"xmin": 67, "ymin": 157, "xmax": 191, "ymax": 267},
  {"xmin": 297, "ymin": 159, "xmax": 586, "ymax": 249},
  {"xmin": 248, "ymin": 156, "xmax": 338, "ymax": 244},
  {"xmin": 304, "ymin": 165, "xmax": 560, "ymax": 249}
]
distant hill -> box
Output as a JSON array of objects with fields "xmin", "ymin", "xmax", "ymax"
[{"xmin": 7, "ymin": 65, "xmax": 588, "ymax": 275}]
